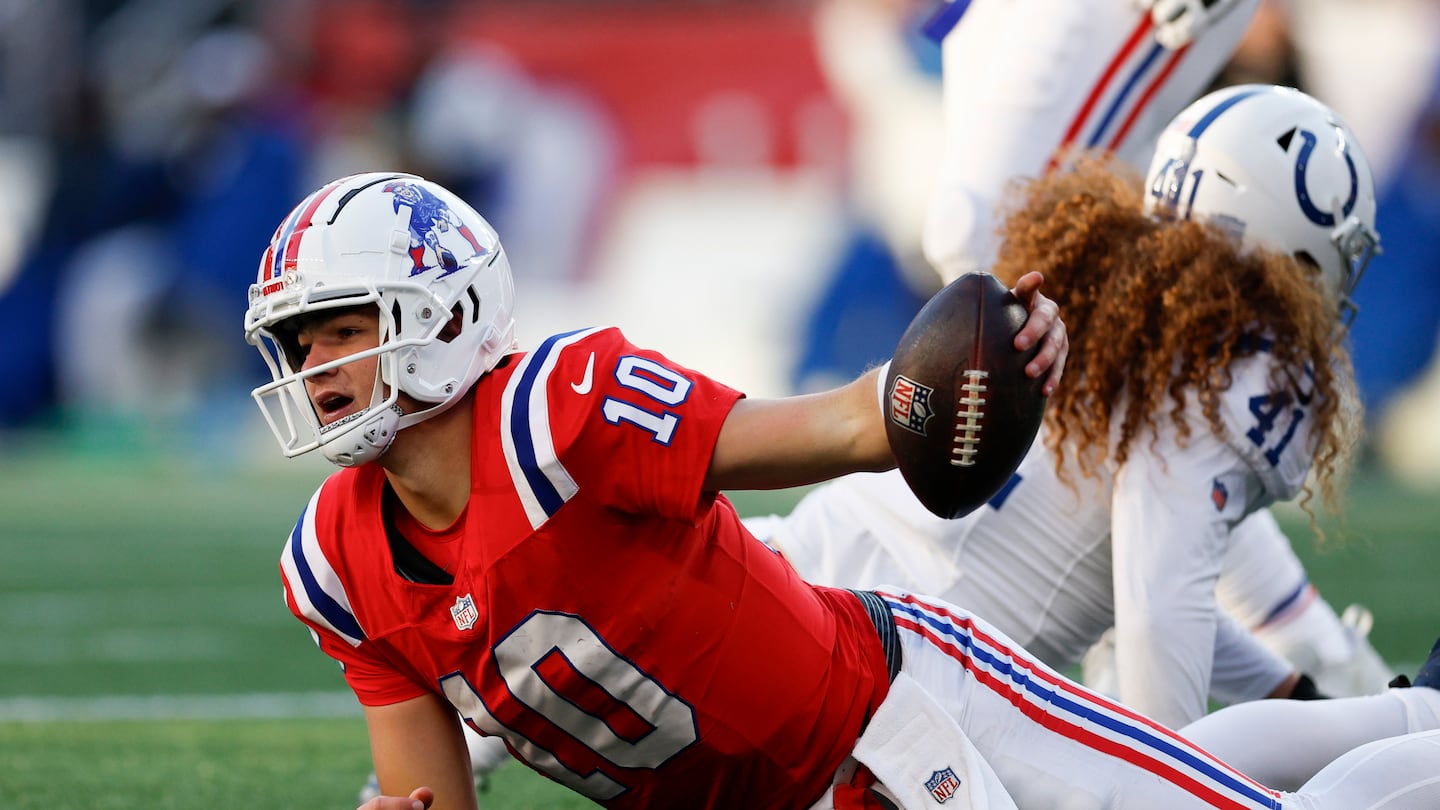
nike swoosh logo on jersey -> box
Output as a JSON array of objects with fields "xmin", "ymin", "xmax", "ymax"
[{"xmin": 571, "ymin": 352, "xmax": 596, "ymax": 395}]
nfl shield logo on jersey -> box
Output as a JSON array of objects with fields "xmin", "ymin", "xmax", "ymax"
[
  {"xmin": 1211, "ymin": 478, "xmax": 1229, "ymax": 511},
  {"xmin": 450, "ymin": 594, "xmax": 479, "ymax": 631},
  {"xmin": 889, "ymin": 375, "xmax": 935, "ymax": 436},
  {"xmin": 925, "ymin": 766, "xmax": 962, "ymax": 803}
]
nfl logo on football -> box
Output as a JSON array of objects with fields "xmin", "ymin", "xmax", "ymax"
[
  {"xmin": 890, "ymin": 375, "xmax": 934, "ymax": 436},
  {"xmin": 450, "ymin": 594, "xmax": 479, "ymax": 631},
  {"xmin": 925, "ymin": 766, "xmax": 962, "ymax": 803}
]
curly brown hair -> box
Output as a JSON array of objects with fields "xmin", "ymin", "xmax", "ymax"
[{"xmin": 988, "ymin": 156, "xmax": 1360, "ymax": 519}]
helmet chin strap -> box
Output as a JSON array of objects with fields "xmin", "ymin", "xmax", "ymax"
[
  {"xmin": 321, "ymin": 403, "xmax": 404, "ymax": 467},
  {"xmin": 321, "ymin": 388, "xmax": 470, "ymax": 468},
  {"xmin": 317, "ymin": 318, "xmax": 508, "ymax": 467}
]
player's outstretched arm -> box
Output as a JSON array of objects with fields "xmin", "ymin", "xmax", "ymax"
[
  {"xmin": 707, "ymin": 364, "xmax": 895, "ymax": 493},
  {"xmin": 705, "ymin": 273, "xmax": 1066, "ymax": 493}
]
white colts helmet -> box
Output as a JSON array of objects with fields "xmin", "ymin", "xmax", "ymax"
[
  {"xmin": 1144, "ymin": 84, "xmax": 1381, "ymax": 322},
  {"xmin": 245, "ymin": 172, "xmax": 516, "ymax": 466}
]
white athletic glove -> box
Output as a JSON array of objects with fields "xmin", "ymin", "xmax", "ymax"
[{"xmin": 1135, "ymin": 0, "xmax": 1246, "ymax": 50}]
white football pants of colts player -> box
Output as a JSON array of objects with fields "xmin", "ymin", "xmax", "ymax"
[{"xmin": 920, "ymin": 0, "xmax": 1261, "ymax": 282}]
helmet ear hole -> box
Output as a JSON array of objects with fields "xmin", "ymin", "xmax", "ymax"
[
  {"xmin": 1291, "ymin": 250, "xmax": 1333, "ymax": 290},
  {"xmin": 439, "ymin": 304, "xmax": 465, "ymax": 343}
]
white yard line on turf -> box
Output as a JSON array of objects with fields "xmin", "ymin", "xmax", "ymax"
[{"xmin": 0, "ymin": 692, "xmax": 362, "ymax": 721}]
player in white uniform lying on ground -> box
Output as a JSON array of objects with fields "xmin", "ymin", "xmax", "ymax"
[
  {"xmin": 933, "ymin": 0, "xmax": 1389, "ymax": 701},
  {"xmin": 929, "ymin": 0, "xmax": 1391, "ymax": 700},
  {"xmin": 752, "ymin": 81, "xmax": 1387, "ymax": 730},
  {"xmin": 911, "ymin": 0, "xmax": 1392, "ymax": 705}
]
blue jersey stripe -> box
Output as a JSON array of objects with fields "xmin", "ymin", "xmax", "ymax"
[
  {"xmin": 288, "ymin": 505, "xmax": 365, "ymax": 642},
  {"xmin": 1258, "ymin": 579, "xmax": 1311, "ymax": 627},
  {"xmin": 509, "ymin": 329, "xmax": 591, "ymax": 518}
]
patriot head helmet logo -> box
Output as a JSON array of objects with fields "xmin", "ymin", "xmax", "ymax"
[{"xmin": 383, "ymin": 180, "xmax": 486, "ymax": 277}]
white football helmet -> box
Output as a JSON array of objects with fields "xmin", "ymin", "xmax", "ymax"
[
  {"xmin": 244, "ymin": 172, "xmax": 516, "ymax": 466},
  {"xmin": 1144, "ymin": 84, "xmax": 1380, "ymax": 322}
]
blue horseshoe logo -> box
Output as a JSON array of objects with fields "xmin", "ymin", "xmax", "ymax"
[{"xmin": 1294, "ymin": 129, "xmax": 1358, "ymax": 227}]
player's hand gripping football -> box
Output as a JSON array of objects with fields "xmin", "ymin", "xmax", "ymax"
[
  {"xmin": 1009, "ymin": 271, "xmax": 1068, "ymax": 396},
  {"xmin": 357, "ymin": 785, "xmax": 434, "ymax": 810},
  {"xmin": 1134, "ymin": 0, "xmax": 1246, "ymax": 50}
]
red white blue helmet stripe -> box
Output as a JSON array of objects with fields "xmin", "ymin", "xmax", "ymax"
[{"xmin": 262, "ymin": 178, "xmax": 347, "ymax": 282}]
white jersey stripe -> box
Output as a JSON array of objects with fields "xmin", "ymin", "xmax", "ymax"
[
  {"xmin": 279, "ymin": 486, "xmax": 364, "ymax": 647},
  {"xmin": 500, "ymin": 328, "xmax": 604, "ymax": 529},
  {"xmin": 879, "ymin": 591, "xmax": 1283, "ymax": 810}
]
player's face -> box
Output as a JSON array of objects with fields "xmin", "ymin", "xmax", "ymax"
[{"xmin": 294, "ymin": 309, "xmax": 383, "ymax": 427}]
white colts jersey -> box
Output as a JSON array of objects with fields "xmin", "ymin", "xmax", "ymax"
[{"xmin": 759, "ymin": 347, "xmax": 1318, "ymax": 727}]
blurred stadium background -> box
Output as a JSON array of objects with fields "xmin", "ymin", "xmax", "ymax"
[{"xmin": 1, "ymin": 0, "xmax": 1438, "ymax": 807}]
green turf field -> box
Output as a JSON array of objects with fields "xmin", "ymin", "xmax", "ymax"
[{"xmin": 1, "ymin": 443, "xmax": 1436, "ymax": 808}]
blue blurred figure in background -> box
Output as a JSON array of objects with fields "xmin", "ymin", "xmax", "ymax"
[{"xmin": 1355, "ymin": 64, "xmax": 1440, "ymax": 483}]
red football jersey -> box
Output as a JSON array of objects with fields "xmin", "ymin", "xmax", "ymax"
[{"xmin": 280, "ymin": 327, "xmax": 891, "ymax": 808}]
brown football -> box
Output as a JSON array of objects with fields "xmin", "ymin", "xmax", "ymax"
[{"xmin": 883, "ymin": 272, "xmax": 1047, "ymax": 519}]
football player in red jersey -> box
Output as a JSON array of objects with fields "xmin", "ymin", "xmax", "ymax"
[{"xmin": 247, "ymin": 173, "xmax": 1440, "ymax": 810}]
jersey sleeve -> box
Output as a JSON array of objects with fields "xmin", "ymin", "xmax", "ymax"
[
  {"xmin": 499, "ymin": 327, "xmax": 744, "ymax": 523},
  {"xmin": 1109, "ymin": 347, "xmax": 1326, "ymax": 725},
  {"xmin": 278, "ymin": 478, "xmax": 428, "ymax": 707},
  {"xmin": 1107, "ymin": 404, "xmax": 1269, "ymax": 727}
]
